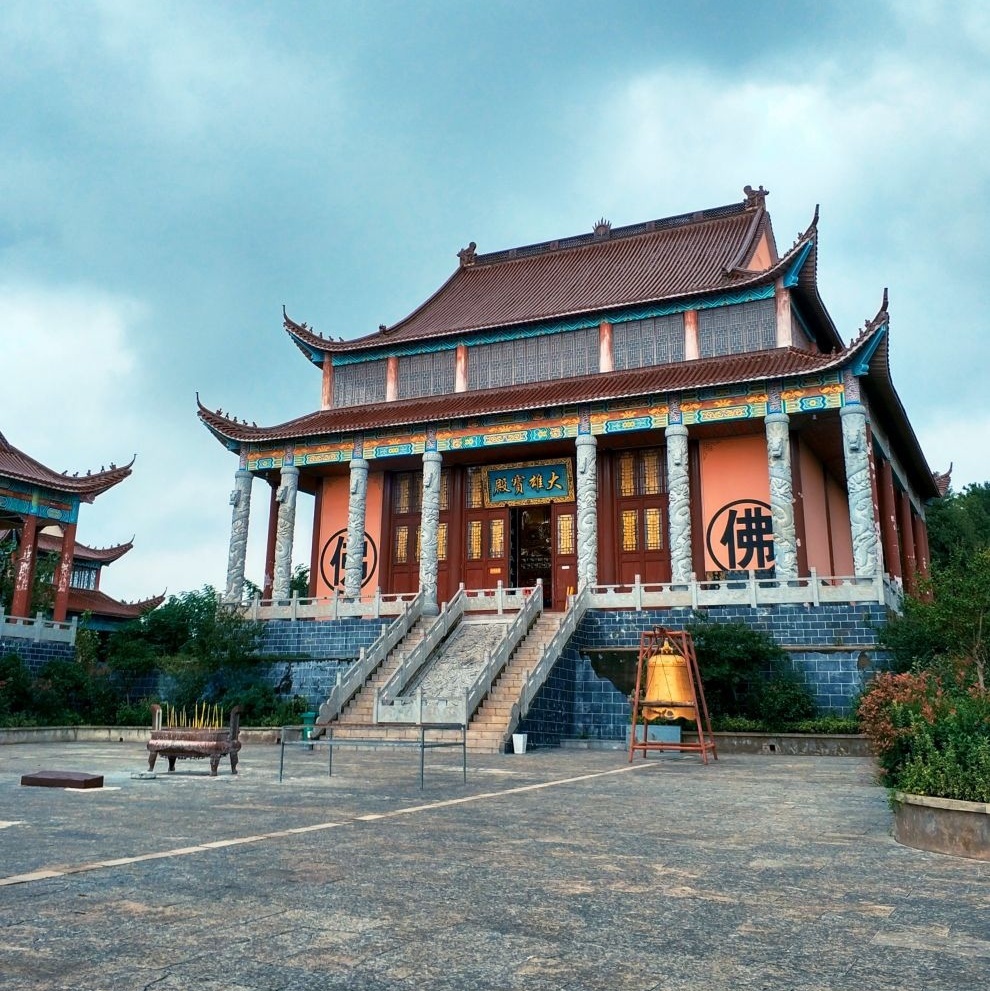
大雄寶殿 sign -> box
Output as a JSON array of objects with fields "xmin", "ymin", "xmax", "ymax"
[{"xmin": 483, "ymin": 460, "xmax": 574, "ymax": 507}]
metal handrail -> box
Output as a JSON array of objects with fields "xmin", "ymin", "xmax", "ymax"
[
  {"xmin": 462, "ymin": 582, "xmax": 543, "ymax": 722},
  {"xmin": 377, "ymin": 587, "xmax": 468, "ymax": 707},
  {"xmin": 317, "ymin": 590, "xmax": 425, "ymax": 723}
]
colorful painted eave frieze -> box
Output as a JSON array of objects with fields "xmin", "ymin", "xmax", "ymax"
[
  {"xmin": 0, "ymin": 481, "xmax": 79, "ymax": 524},
  {"xmin": 243, "ymin": 371, "xmax": 846, "ymax": 470}
]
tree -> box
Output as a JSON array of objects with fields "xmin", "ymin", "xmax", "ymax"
[{"xmin": 927, "ymin": 483, "xmax": 990, "ymax": 569}]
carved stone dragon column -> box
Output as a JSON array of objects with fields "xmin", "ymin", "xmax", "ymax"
[
  {"xmin": 575, "ymin": 433, "xmax": 598, "ymax": 591},
  {"xmin": 272, "ymin": 464, "xmax": 299, "ymax": 600},
  {"xmin": 344, "ymin": 455, "xmax": 369, "ymax": 600},
  {"xmin": 765, "ymin": 412, "xmax": 798, "ymax": 581},
  {"xmin": 841, "ymin": 403, "xmax": 880, "ymax": 578},
  {"xmin": 419, "ymin": 449, "xmax": 442, "ymax": 616},
  {"xmin": 665, "ymin": 424, "xmax": 692, "ymax": 583},
  {"xmin": 223, "ymin": 467, "xmax": 254, "ymax": 603}
]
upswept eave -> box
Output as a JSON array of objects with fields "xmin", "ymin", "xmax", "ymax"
[
  {"xmin": 36, "ymin": 532, "xmax": 134, "ymax": 563},
  {"xmin": 0, "ymin": 435, "xmax": 134, "ymax": 500}
]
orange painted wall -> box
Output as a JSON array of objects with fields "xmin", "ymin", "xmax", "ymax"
[
  {"xmin": 798, "ymin": 441, "xmax": 832, "ymax": 574},
  {"xmin": 699, "ymin": 434, "xmax": 770, "ymax": 573},
  {"xmin": 312, "ymin": 472, "xmax": 385, "ymax": 595},
  {"xmin": 826, "ymin": 474, "xmax": 854, "ymax": 576}
]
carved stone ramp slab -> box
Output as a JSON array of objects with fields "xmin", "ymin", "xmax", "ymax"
[{"xmin": 403, "ymin": 620, "xmax": 508, "ymax": 701}]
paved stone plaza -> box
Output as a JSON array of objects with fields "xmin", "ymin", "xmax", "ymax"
[{"xmin": 0, "ymin": 741, "xmax": 987, "ymax": 990}]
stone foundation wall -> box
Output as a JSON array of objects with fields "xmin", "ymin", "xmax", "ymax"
[
  {"xmin": 0, "ymin": 637, "xmax": 76, "ymax": 676},
  {"xmin": 518, "ymin": 603, "xmax": 889, "ymax": 746}
]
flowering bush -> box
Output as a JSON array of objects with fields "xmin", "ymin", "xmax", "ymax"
[{"xmin": 858, "ymin": 670, "xmax": 990, "ymax": 802}]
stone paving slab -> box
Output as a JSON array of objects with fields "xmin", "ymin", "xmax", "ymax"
[{"xmin": 0, "ymin": 741, "xmax": 988, "ymax": 989}]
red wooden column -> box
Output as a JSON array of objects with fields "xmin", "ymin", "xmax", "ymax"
[
  {"xmin": 898, "ymin": 490, "xmax": 917, "ymax": 595},
  {"xmin": 262, "ymin": 479, "xmax": 279, "ymax": 600},
  {"xmin": 913, "ymin": 511, "xmax": 930, "ymax": 581},
  {"xmin": 789, "ymin": 434, "xmax": 809, "ymax": 577},
  {"xmin": 52, "ymin": 522, "xmax": 78, "ymax": 622},
  {"xmin": 877, "ymin": 457, "xmax": 902, "ymax": 582},
  {"xmin": 10, "ymin": 514, "xmax": 40, "ymax": 618},
  {"xmin": 309, "ymin": 482, "xmax": 323, "ymax": 598}
]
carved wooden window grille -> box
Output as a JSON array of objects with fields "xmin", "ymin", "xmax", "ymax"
[
  {"xmin": 621, "ymin": 510, "xmax": 639, "ymax": 551},
  {"xmin": 489, "ymin": 519, "xmax": 505, "ymax": 558},
  {"xmin": 397, "ymin": 350, "xmax": 455, "ymax": 400},
  {"xmin": 414, "ymin": 526, "xmax": 421, "ymax": 563},
  {"xmin": 557, "ymin": 513, "xmax": 575, "ymax": 555},
  {"xmin": 467, "ymin": 521, "xmax": 483, "ymax": 559},
  {"xmin": 71, "ymin": 566, "xmax": 97, "ymax": 590},
  {"xmin": 467, "ymin": 328, "xmax": 599, "ymax": 390},
  {"xmin": 466, "ymin": 468, "xmax": 484, "ymax": 509},
  {"xmin": 394, "ymin": 526, "xmax": 409, "ymax": 564},
  {"xmin": 613, "ymin": 314, "xmax": 685, "ymax": 369},
  {"xmin": 437, "ymin": 523, "xmax": 448, "ymax": 562},
  {"xmin": 698, "ymin": 299, "xmax": 776, "ymax": 358},
  {"xmin": 333, "ymin": 360, "xmax": 387, "ymax": 408}
]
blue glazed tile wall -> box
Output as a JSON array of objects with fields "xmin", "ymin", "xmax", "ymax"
[
  {"xmin": 0, "ymin": 637, "xmax": 76, "ymax": 676},
  {"xmin": 517, "ymin": 604, "xmax": 890, "ymax": 746}
]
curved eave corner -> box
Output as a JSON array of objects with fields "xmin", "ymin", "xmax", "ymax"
[
  {"xmin": 283, "ymin": 307, "xmax": 332, "ymax": 367},
  {"xmin": 196, "ymin": 395, "xmax": 244, "ymax": 454}
]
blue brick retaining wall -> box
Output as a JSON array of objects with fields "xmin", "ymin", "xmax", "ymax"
[
  {"xmin": 517, "ymin": 604, "xmax": 890, "ymax": 746},
  {"xmin": 0, "ymin": 637, "xmax": 76, "ymax": 675},
  {"xmin": 254, "ymin": 618, "xmax": 387, "ymax": 710}
]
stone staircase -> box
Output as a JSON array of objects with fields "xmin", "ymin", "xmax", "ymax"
[
  {"xmin": 333, "ymin": 617, "xmax": 433, "ymax": 728},
  {"xmin": 466, "ymin": 611, "xmax": 564, "ymax": 754},
  {"xmin": 326, "ymin": 610, "xmax": 565, "ymax": 754}
]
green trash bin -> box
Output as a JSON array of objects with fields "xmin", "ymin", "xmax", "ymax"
[{"xmin": 301, "ymin": 711, "xmax": 317, "ymax": 743}]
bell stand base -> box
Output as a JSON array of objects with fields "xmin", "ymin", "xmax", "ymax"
[{"xmin": 628, "ymin": 626, "xmax": 718, "ymax": 765}]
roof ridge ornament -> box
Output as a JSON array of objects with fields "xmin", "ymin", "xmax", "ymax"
[
  {"xmin": 743, "ymin": 184, "xmax": 769, "ymax": 210},
  {"xmin": 593, "ymin": 217, "xmax": 612, "ymax": 239},
  {"xmin": 457, "ymin": 241, "xmax": 477, "ymax": 267}
]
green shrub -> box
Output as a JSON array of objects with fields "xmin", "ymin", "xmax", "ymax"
[
  {"xmin": 751, "ymin": 672, "xmax": 817, "ymax": 730},
  {"xmin": 0, "ymin": 652, "xmax": 32, "ymax": 719},
  {"xmin": 114, "ymin": 699, "xmax": 156, "ymax": 726},
  {"xmin": 687, "ymin": 618, "xmax": 786, "ymax": 718},
  {"xmin": 789, "ymin": 715, "xmax": 861, "ymax": 735}
]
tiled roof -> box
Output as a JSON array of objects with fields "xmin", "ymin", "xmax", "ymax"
[
  {"xmin": 36, "ymin": 533, "xmax": 133, "ymax": 564},
  {"xmin": 283, "ymin": 190, "xmax": 826, "ymax": 357},
  {"xmin": 67, "ymin": 588, "xmax": 164, "ymax": 620},
  {"xmin": 199, "ymin": 340, "xmax": 859, "ymax": 444},
  {"xmin": 0, "ymin": 434, "xmax": 133, "ymax": 500}
]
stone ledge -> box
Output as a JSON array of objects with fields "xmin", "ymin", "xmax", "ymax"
[
  {"xmin": 561, "ymin": 732, "xmax": 870, "ymax": 757},
  {"xmin": 893, "ymin": 791, "xmax": 990, "ymax": 861},
  {"xmin": 0, "ymin": 725, "xmax": 282, "ymax": 746}
]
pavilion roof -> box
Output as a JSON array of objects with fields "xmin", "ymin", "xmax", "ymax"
[
  {"xmin": 283, "ymin": 186, "xmax": 842, "ymax": 359},
  {"xmin": 0, "ymin": 432, "xmax": 133, "ymax": 501},
  {"xmin": 36, "ymin": 532, "xmax": 134, "ymax": 564},
  {"xmin": 67, "ymin": 588, "xmax": 165, "ymax": 620}
]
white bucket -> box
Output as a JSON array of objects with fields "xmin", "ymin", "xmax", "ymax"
[{"xmin": 512, "ymin": 733, "xmax": 528, "ymax": 754}]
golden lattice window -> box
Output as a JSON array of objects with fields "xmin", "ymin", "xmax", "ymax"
[
  {"xmin": 645, "ymin": 507, "xmax": 663, "ymax": 550},
  {"xmin": 641, "ymin": 451, "xmax": 661, "ymax": 496},
  {"xmin": 466, "ymin": 468, "xmax": 484, "ymax": 509},
  {"xmin": 489, "ymin": 519, "xmax": 504, "ymax": 558},
  {"xmin": 619, "ymin": 453, "xmax": 635, "ymax": 497},
  {"xmin": 414, "ymin": 526, "xmax": 422, "ymax": 563},
  {"xmin": 439, "ymin": 470, "xmax": 450, "ymax": 511},
  {"xmin": 437, "ymin": 523, "xmax": 448, "ymax": 562},
  {"xmin": 394, "ymin": 526, "xmax": 409, "ymax": 564},
  {"xmin": 621, "ymin": 510, "xmax": 639, "ymax": 552},
  {"xmin": 467, "ymin": 520, "xmax": 482, "ymax": 560},
  {"xmin": 557, "ymin": 514, "xmax": 575, "ymax": 555}
]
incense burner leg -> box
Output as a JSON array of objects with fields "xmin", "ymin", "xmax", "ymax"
[
  {"xmin": 229, "ymin": 751, "xmax": 239, "ymax": 775},
  {"xmin": 167, "ymin": 755, "xmax": 177, "ymax": 773},
  {"xmin": 148, "ymin": 752, "xmax": 157, "ymax": 772},
  {"xmin": 209, "ymin": 754, "xmax": 221, "ymax": 776}
]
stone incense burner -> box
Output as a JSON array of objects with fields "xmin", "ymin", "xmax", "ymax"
[{"xmin": 147, "ymin": 704, "xmax": 241, "ymax": 776}]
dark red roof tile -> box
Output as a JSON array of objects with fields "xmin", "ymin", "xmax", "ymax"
[{"xmin": 0, "ymin": 435, "xmax": 133, "ymax": 500}]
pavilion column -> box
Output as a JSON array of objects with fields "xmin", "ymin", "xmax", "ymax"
[
  {"xmin": 344, "ymin": 456, "xmax": 369, "ymax": 600},
  {"xmin": 899, "ymin": 490, "xmax": 918, "ymax": 595},
  {"xmin": 877, "ymin": 456, "xmax": 902, "ymax": 582},
  {"xmin": 272, "ymin": 465, "xmax": 299, "ymax": 600},
  {"xmin": 576, "ymin": 434, "xmax": 598, "ymax": 591},
  {"xmin": 52, "ymin": 522, "xmax": 78, "ymax": 623},
  {"xmin": 419, "ymin": 450, "xmax": 442, "ymax": 616},
  {"xmin": 223, "ymin": 468, "xmax": 254, "ymax": 604},
  {"xmin": 840, "ymin": 404, "xmax": 881, "ymax": 578},
  {"xmin": 263, "ymin": 481, "xmax": 278, "ymax": 599},
  {"xmin": 665, "ymin": 424, "xmax": 692, "ymax": 583},
  {"xmin": 913, "ymin": 511, "xmax": 930, "ymax": 581},
  {"xmin": 11, "ymin": 514, "xmax": 39, "ymax": 618},
  {"xmin": 765, "ymin": 412, "xmax": 798, "ymax": 580}
]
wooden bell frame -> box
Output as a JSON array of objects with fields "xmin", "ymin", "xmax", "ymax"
[{"xmin": 628, "ymin": 626, "xmax": 718, "ymax": 764}]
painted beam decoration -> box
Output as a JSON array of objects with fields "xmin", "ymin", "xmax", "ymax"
[{"xmin": 482, "ymin": 459, "xmax": 574, "ymax": 507}]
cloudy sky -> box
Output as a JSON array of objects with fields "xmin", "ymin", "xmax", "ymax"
[{"xmin": 2, "ymin": 1, "xmax": 987, "ymax": 602}]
